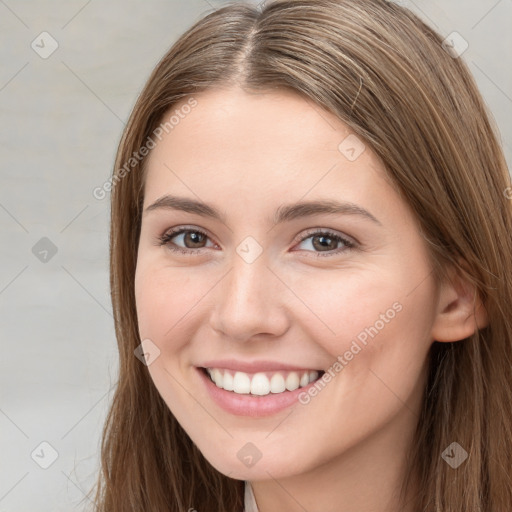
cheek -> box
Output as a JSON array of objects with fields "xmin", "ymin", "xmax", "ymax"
[
  {"xmin": 134, "ymin": 265, "xmax": 171, "ymax": 341},
  {"xmin": 282, "ymin": 270, "xmax": 434, "ymax": 458},
  {"xmin": 134, "ymin": 262, "xmax": 207, "ymax": 411},
  {"xmin": 134, "ymin": 261, "xmax": 213, "ymax": 350},
  {"xmin": 285, "ymin": 261, "xmax": 435, "ymax": 385},
  {"xmin": 283, "ymin": 266, "xmax": 408, "ymax": 353}
]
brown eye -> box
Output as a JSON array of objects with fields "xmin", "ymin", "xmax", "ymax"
[
  {"xmin": 157, "ymin": 227, "xmax": 215, "ymax": 254},
  {"xmin": 295, "ymin": 229, "xmax": 356, "ymax": 257},
  {"xmin": 180, "ymin": 231, "xmax": 207, "ymax": 248},
  {"xmin": 311, "ymin": 234, "xmax": 339, "ymax": 251}
]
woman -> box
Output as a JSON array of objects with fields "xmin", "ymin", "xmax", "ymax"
[{"xmin": 90, "ymin": 1, "xmax": 512, "ymax": 510}]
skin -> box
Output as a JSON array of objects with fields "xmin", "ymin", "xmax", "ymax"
[{"xmin": 134, "ymin": 86, "xmax": 487, "ymax": 512}]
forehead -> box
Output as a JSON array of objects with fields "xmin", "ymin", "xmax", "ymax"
[
  {"xmin": 165, "ymin": 86, "xmax": 349, "ymax": 154},
  {"xmin": 143, "ymin": 87, "xmax": 389, "ymax": 204}
]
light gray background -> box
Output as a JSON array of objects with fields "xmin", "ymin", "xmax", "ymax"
[{"xmin": 0, "ymin": 0, "xmax": 511, "ymax": 510}]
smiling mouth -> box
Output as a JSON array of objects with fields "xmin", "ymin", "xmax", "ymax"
[{"xmin": 200, "ymin": 367, "xmax": 325, "ymax": 396}]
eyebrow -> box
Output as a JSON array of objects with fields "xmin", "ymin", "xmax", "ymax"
[{"xmin": 143, "ymin": 194, "xmax": 382, "ymax": 226}]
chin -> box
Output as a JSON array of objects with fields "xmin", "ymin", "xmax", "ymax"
[{"xmin": 200, "ymin": 442, "xmax": 308, "ymax": 481}]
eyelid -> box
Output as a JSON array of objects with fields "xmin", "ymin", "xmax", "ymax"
[
  {"xmin": 156, "ymin": 225, "xmax": 217, "ymax": 249},
  {"xmin": 293, "ymin": 227, "xmax": 358, "ymax": 247}
]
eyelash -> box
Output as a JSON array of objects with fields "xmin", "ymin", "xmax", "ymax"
[{"xmin": 155, "ymin": 226, "xmax": 357, "ymax": 258}]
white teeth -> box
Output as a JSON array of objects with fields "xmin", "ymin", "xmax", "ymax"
[
  {"xmin": 233, "ymin": 371, "xmax": 251, "ymax": 394},
  {"xmin": 285, "ymin": 372, "xmax": 300, "ymax": 391},
  {"xmin": 205, "ymin": 368, "xmax": 321, "ymax": 395},
  {"xmin": 223, "ymin": 371, "xmax": 234, "ymax": 391},
  {"xmin": 212, "ymin": 368, "xmax": 223, "ymax": 388},
  {"xmin": 250, "ymin": 373, "xmax": 270, "ymax": 396},
  {"xmin": 270, "ymin": 373, "xmax": 286, "ymax": 393}
]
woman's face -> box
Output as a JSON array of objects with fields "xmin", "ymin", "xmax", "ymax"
[{"xmin": 135, "ymin": 86, "xmax": 439, "ymax": 481}]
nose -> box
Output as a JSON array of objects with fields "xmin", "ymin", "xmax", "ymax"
[{"xmin": 208, "ymin": 253, "xmax": 290, "ymax": 342}]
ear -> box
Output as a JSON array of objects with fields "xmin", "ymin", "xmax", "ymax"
[{"xmin": 430, "ymin": 261, "xmax": 489, "ymax": 343}]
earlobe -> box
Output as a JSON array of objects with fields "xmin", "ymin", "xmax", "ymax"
[{"xmin": 430, "ymin": 262, "xmax": 489, "ymax": 343}]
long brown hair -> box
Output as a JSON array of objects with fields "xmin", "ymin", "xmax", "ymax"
[{"xmin": 89, "ymin": 1, "xmax": 512, "ymax": 510}]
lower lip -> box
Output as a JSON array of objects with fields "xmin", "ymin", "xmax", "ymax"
[{"xmin": 196, "ymin": 367, "xmax": 322, "ymax": 417}]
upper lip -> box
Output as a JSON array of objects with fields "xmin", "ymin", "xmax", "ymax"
[{"xmin": 198, "ymin": 359, "xmax": 322, "ymax": 373}]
